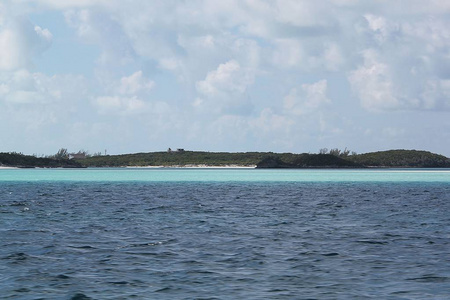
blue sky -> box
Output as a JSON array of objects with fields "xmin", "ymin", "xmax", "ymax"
[{"xmin": 1, "ymin": 0, "xmax": 450, "ymax": 156}]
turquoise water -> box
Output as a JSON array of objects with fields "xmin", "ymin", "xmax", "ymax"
[
  {"xmin": 1, "ymin": 168, "xmax": 450, "ymax": 299},
  {"xmin": 1, "ymin": 168, "xmax": 450, "ymax": 182}
]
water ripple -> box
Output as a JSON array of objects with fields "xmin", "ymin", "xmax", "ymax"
[{"xmin": 0, "ymin": 181, "xmax": 449, "ymax": 298}]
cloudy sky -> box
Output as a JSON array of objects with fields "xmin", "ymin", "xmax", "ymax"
[{"xmin": 1, "ymin": 0, "xmax": 450, "ymax": 156}]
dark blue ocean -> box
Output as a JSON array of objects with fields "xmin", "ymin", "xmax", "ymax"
[{"xmin": 1, "ymin": 169, "xmax": 450, "ymax": 299}]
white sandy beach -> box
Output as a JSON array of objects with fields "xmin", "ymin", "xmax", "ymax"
[{"xmin": 126, "ymin": 165, "xmax": 256, "ymax": 169}]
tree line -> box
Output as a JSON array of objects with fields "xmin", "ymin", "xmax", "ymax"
[{"xmin": 2, "ymin": 148, "xmax": 449, "ymax": 168}]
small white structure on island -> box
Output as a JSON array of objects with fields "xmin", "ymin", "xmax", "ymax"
[{"xmin": 69, "ymin": 153, "xmax": 87, "ymax": 160}]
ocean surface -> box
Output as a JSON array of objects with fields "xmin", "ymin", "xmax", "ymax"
[{"xmin": 1, "ymin": 168, "xmax": 449, "ymax": 299}]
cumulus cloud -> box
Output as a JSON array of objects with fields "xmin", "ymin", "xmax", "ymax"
[
  {"xmin": 195, "ymin": 60, "xmax": 255, "ymax": 114},
  {"xmin": 421, "ymin": 79, "xmax": 450, "ymax": 109},
  {"xmin": 350, "ymin": 13, "xmax": 450, "ymax": 111},
  {"xmin": 348, "ymin": 50, "xmax": 400, "ymax": 111},
  {"xmin": 1, "ymin": 1, "xmax": 450, "ymax": 155},
  {"xmin": 275, "ymin": 0, "xmax": 323, "ymax": 27},
  {"xmin": 64, "ymin": 9, "xmax": 135, "ymax": 67},
  {"xmin": 35, "ymin": 0, "xmax": 111, "ymax": 9},
  {"xmin": 249, "ymin": 108, "xmax": 295, "ymax": 149},
  {"xmin": 0, "ymin": 17, "xmax": 52, "ymax": 71},
  {"xmin": 364, "ymin": 14, "xmax": 399, "ymax": 45},
  {"xmin": 92, "ymin": 70, "xmax": 159, "ymax": 115},
  {"xmin": 272, "ymin": 39, "xmax": 305, "ymax": 69},
  {"xmin": 118, "ymin": 71, "xmax": 154, "ymax": 95},
  {"xmin": 284, "ymin": 80, "xmax": 330, "ymax": 115},
  {"xmin": 197, "ymin": 60, "xmax": 250, "ymax": 97},
  {"xmin": 1, "ymin": 70, "xmax": 85, "ymax": 106},
  {"xmin": 0, "ymin": 69, "xmax": 88, "ymax": 149},
  {"xmin": 93, "ymin": 96, "xmax": 147, "ymax": 115},
  {"xmin": 174, "ymin": 33, "xmax": 262, "ymax": 86}
]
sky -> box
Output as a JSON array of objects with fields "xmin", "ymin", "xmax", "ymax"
[{"xmin": 1, "ymin": 0, "xmax": 450, "ymax": 156}]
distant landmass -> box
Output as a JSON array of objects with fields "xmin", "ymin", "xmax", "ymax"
[
  {"xmin": 0, "ymin": 152, "xmax": 82, "ymax": 168},
  {"xmin": 257, "ymin": 150, "xmax": 450, "ymax": 168},
  {"xmin": 256, "ymin": 154, "xmax": 361, "ymax": 168},
  {"xmin": 1, "ymin": 149, "xmax": 450, "ymax": 169}
]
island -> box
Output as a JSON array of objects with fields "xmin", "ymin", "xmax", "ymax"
[
  {"xmin": 256, "ymin": 150, "xmax": 450, "ymax": 168},
  {"xmin": 1, "ymin": 149, "xmax": 449, "ymax": 169},
  {"xmin": 0, "ymin": 152, "xmax": 83, "ymax": 168}
]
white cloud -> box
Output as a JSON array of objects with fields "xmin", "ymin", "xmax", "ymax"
[
  {"xmin": 35, "ymin": 0, "xmax": 110, "ymax": 9},
  {"xmin": 158, "ymin": 57, "xmax": 182, "ymax": 71},
  {"xmin": 323, "ymin": 43, "xmax": 344, "ymax": 71},
  {"xmin": 118, "ymin": 71, "xmax": 154, "ymax": 95},
  {"xmin": 302, "ymin": 80, "xmax": 330, "ymax": 107},
  {"xmin": 1, "ymin": 70, "xmax": 85, "ymax": 106},
  {"xmin": 93, "ymin": 96, "xmax": 147, "ymax": 115},
  {"xmin": 92, "ymin": 70, "xmax": 158, "ymax": 115},
  {"xmin": 0, "ymin": 17, "xmax": 52, "ymax": 71},
  {"xmin": 1, "ymin": 1, "xmax": 450, "ymax": 155},
  {"xmin": 0, "ymin": 3, "xmax": 5, "ymax": 26},
  {"xmin": 250, "ymin": 108, "xmax": 294, "ymax": 138},
  {"xmin": 197, "ymin": 60, "xmax": 246, "ymax": 96},
  {"xmin": 348, "ymin": 50, "xmax": 400, "ymax": 111},
  {"xmin": 284, "ymin": 80, "xmax": 330, "ymax": 115},
  {"xmin": 64, "ymin": 9, "xmax": 135, "ymax": 67},
  {"xmin": 195, "ymin": 60, "xmax": 255, "ymax": 114},
  {"xmin": 0, "ymin": 29, "xmax": 23, "ymax": 70},
  {"xmin": 0, "ymin": 69, "xmax": 88, "ymax": 148},
  {"xmin": 275, "ymin": 0, "xmax": 327, "ymax": 27},
  {"xmin": 272, "ymin": 39, "xmax": 305, "ymax": 69},
  {"xmin": 34, "ymin": 25, "xmax": 52, "ymax": 43},
  {"xmin": 174, "ymin": 33, "xmax": 262, "ymax": 85},
  {"xmin": 0, "ymin": 83, "xmax": 9, "ymax": 95},
  {"xmin": 364, "ymin": 14, "xmax": 394, "ymax": 44},
  {"xmin": 421, "ymin": 79, "xmax": 450, "ymax": 110},
  {"xmin": 350, "ymin": 13, "xmax": 450, "ymax": 112}
]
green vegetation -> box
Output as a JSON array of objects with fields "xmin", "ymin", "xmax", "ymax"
[
  {"xmin": 2, "ymin": 149, "xmax": 449, "ymax": 168},
  {"xmin": 77, "ymin": 151, "xmax": 270, "ymax": 167},
  {"xmin": 76, "ymin": 149, "xmax": 450, "ymax": 168},
  {"xmin": 256, "ymin": 154, "xmax": 361, "ymax": 168},
  {"xmin": 0, "ymin": 152, "xmax": 82, "ymax": 168},
  {"xmin": 52, "ymin": 148, "xmax": 69, "ymax": 160},
  {"xmin": 79, "ymin": 151, "xmax": 360, "ymax": 168},
  {"xmin": 347, "ymin": 150, "xmax": 450, "ymax": 168}
]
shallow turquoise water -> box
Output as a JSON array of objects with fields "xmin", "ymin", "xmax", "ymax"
[
  {"xmin": 1, "ymin": 169, "xmax": 450, "ymax": 299},
  {"xmin": 1, "ymin": 168, "xmax": 450, "ymax": 182}
]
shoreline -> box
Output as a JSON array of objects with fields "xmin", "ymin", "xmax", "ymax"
[
  {"xmin": 126, "ymin": 165, "xmax": 257, "ymax": 169},
  {"xmin": 2, "ymin": 165, "xmax": 450, "ymax": 170}
]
